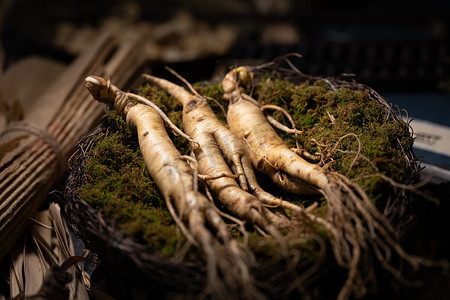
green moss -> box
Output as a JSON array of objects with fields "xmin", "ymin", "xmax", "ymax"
[{"xmin": 254, "ymin": 75, "xmax": 414, "ymax": 206}]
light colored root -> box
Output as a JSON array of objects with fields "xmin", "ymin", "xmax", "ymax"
[
  {"xmin": 266, "ymin": 115, "xmax": 301, "ymax": 135},
  {"xmin": 124, "ymin": 92, "xmax": 199, "ymax": 147},
  {"xmin": 322, "ymin": 159, "xmax": 337, "ymax": 170},
  {"xmin": 145, "ymin": 71, "xmax": 292, "ymax": 236},
  {"xmin": 199, "ymin": 173, "xmax": 240, "ymax": 181},
  {"xmin": 179, "ymin": 155, "xmax": 199, "ymax": 192},
  {"xmin": 166, "ymin": 163, "xmax": 261, "ymax": 299},
  {"xmin": 261, "ymin": 104, "xmax": 302, "ymax": 149},
  {"xmin": 222, "ymin": 66, "xmax": 445, "ymax": 299},
  {"xmin": 261, "ymin": 104, "xmax": 302, "ymax": 135},
  {"xmin": 204, "ymin": 185, "xmax": 252, "ymax": 247},
  {"xmin": 310, "ymin": 138, "xmax": 331, "ymax": 167},
  {"xmin": 164, "ymin": 66, "xmax": 200, "ymax": 96},
  {"xmin": 88, "ymin": 75, "xmax": 263, "ymax": 299},
  {"xmin": 243, "ymin": 136, "xmax": 277, "ymax": 169},
  {"xmin": 164, "ymin": 196, "xmax": 198, "ymax": 246},
  {"xmin": 291, "ymin": 148, "xmax": 321, "ymax": 162},
  {"xmin": 305, "ymin": 201, "xmax": 318, "ymax": 213},
  {"xmin": 229, "ymin": 153, "xmax": 250, "ymax": 192}
]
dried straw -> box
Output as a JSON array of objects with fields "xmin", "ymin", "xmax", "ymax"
[
  {"xmin": 0, "ymin": 32, "xmax": 145, "ymax": 260},
  {"xmin": 9, "ymin": 203, "xmax": 90, "ymax": 299}
]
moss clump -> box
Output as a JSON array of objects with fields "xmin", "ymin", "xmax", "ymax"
[
  {"xmin": 254, "ymin": 75, "xmax": 413, "ymax": 205},
  {"xmin": 77, "ymin": 111, "xmax": 182, "ymax": 257}
]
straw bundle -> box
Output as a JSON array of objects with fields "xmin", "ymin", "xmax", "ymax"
[
  {"xmin": 8, "ymin": 202, "xmax": 90, "ymax": 299},
  {"xmin": 0, "ymin": 32, "xmax": 145, "ymax": 260}
]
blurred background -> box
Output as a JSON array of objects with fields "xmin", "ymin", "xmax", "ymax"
[{"xmin": 1, "ymin": 0, "xmax": 449, "ymax": 179}]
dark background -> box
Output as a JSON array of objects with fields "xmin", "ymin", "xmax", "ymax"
[{"xmin": 2, "ymin": 0, "xmax": 449, "ymax": 92}]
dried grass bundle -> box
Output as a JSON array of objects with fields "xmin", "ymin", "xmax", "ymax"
[
  {"xmin": 0, "ymin": 32, "xmax": 145, "ymax": 260},
  {"xmin": 8, "ymin": 203, "xmax": 89, "ymax": 299}
]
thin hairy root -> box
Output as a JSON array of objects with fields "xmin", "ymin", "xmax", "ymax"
[
  {"xmin": 204, "ymin": 95, "xmax": 227, "ymax": 117},
  {"xmin": 85, "ymin": 75, "xmax": 259, "ymax": 299},
  {"xmin": 261, "ymin": 104, "xmax": 302, "ymax": 133},
  {"xmin": 344, "ymin": 148, "xmax": 440, "ymax": 205},
  {"xmin": 165, "ymin": 196, "xmax": 198, "ymax": 247},
  {"xmin": 222, "ymin": 66, "xmax": 435, "ymax": 300},
  {"xmin": 291, "ymin": 148, "xmax": 321, "ymax": 162},
  {"xmin": 309, "ymin": 133, "xmax": 362, "ymax": 172},
  {"xmin": 305, "ymin": 201, "xmax": 318, "ymax": 213},
  {"xmin": 329, "ymin": 137, "xmax": 440, "ymax": 206},
  {"xmin": 334, "ymin": 133, "xmax": 362, "ymax": 175},
  {"xmin": 327, "ymin": 110, "xmax": 336, "ymax": 124},
  {"xmin": 264, "ymin": 111, "xmax": 302, "ymax": 138},
  {"xmin": 322, "ymin": 159, "xmax": 336, "ymax": 170},
  {"xmin": 124, "ymin": 92, "xmax": 200, "ymax": 148}
]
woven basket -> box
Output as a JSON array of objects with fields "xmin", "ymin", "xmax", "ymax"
[{"xmin": 63, "ymin": 61, "xmax": 420, "ymax": 298}]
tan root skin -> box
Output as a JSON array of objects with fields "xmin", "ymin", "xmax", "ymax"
[
  {"xmin": 126, "ymin": 104, "xmax": 202, "ymax": 217},
  {"xmin": 227, "ymin": 97, "xmax": 328, "ymax": 193}
]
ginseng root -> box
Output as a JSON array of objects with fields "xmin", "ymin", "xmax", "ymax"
[
  {"xmin": 85, "ymin": 76, "xmax": 262, "ymax": 299},
  {"xmin": 222, "ymin": 66, "xmax": 427, "ymax": 300},
  {"xmin": 143, "ymin": 72, "xmax": 328, "ymax": 236}
]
